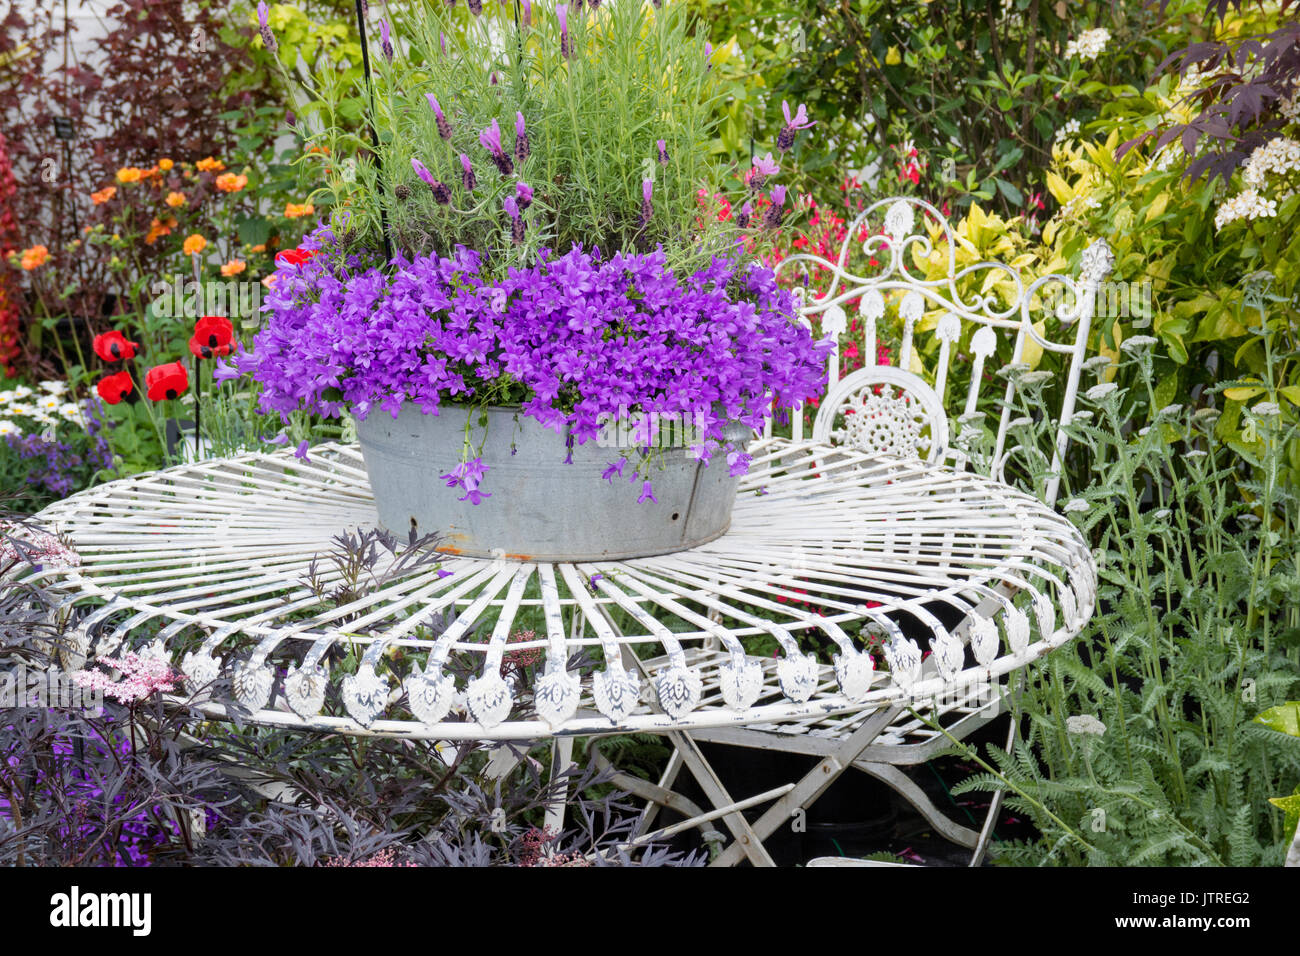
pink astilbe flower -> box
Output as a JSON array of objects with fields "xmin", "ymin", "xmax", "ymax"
[
  {"xmin": 325, "ymin": 847, "xmax": 416, "ymax": 867},
  {"xmin": 1, "ymin": 523, "xmax": 81, "ymax": 570},
  {"xmin": 73, "ymin": 652, "xmax": 183, "ymax": 705}
]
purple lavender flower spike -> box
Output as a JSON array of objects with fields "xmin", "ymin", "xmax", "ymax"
[
  {"xmin": 479, "ymin": 119, "xmax": 514, "ymax": 176},
  {"xmin": 514, "ymin": 112, "xmax": 531, "ymax": 163},
  {"xmin": 736, "ymin": 200, "xmax": 753, "ymax": 228},
  {"xmin": 762, "ymin": 185, "xmax": 787, "ymax": 229},
  {"xmin": 460, "ymin": 153, "xmax": 477, "ymax": 191},
  {"xmin": 467, "ymin": 0, "xmax": 483, "ymax": 15},
  {"xmin": 750, "ymin": 152, "xmax": 779, "ymax": 190},
  {"xmin": 557, "ymin": 4, "xmax": 570, "ymax": 58},
  {"xmin": 440, "ymin": 31, "xmax": 448, "ymax": 53},
  {"xmin": 379, "ymin": 19, "xmax": 394, "ymax": 62},
  {"xmin": 656, "ymin": 139, "xmax": 669, "ymax": 165},
  {"xmin": 257, "ymin": 2, "xmax": 278, "ymax": 55},
  {"xmin": 522, "ymin": 0, "xmax": 532, "ymax": 27},
  {"xmin": 504, "ymin": 195, "xmax": 525, "ymax": 244},
  {"xmin": 427, "ymin": 94, "xmax": 453, "ymax": 140},
  {"xmin": 640, "ymin": 178, "xmax": 654, "ymax": 227},
  {"xmin": 776, "ymin": 100, "xmax": 814, "ymax": 152},
  {"xmin": 515, "ymin": 180, "xmax": 534, "ymax": 210},
  {"xmin": 411, "ymin": 157, "xmax": 435, "ymax": 186}
]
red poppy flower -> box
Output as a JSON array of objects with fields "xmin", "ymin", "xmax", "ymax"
[
  {"xmin": 93, "ymin": 330, "xmax": 139, "ymax": 362},
  {"xmin": 96, "ymin": 370, "xmax": 134, "ymax": 405},
  {"xmin": 189, "ymin": 315, "xmax": 234, "ymax": 359},
  {"xmin": 274, "ymin": 247, "xmax": 317, "ymax": 268},
  {"xmin": 145, "ymin": 361, "xmax": 189, "ymax": 401}
]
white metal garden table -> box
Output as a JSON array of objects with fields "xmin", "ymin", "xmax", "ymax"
[{"xmin": 26, "ymin": 431, "xmax": 1095, "ymax": 865}]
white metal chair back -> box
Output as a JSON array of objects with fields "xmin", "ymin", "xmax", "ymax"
[{"xmin": 770, "ymin": 197, "xmax": 1114, "ymax": 506}]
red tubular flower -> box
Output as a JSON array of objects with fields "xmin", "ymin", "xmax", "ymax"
[
  {"xmin": 189, "ymin": 315, "xmax": 234, "ymax": 359},
  {"xmin": 274, "ymin": 247, "xmax": 317, "ymax": 268},
  {"xmin": 96, "ymin": 370, "xmax": 134, "ymax": 405},
  {"xmin": 93, "ymin": 330, "xmax": 139, "ymax": 362},
  {"xmin": 145, "ymin": 361, "xmax": 189, "ymax": 401}
]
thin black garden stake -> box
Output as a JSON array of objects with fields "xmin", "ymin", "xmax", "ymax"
[
  {"xmin": 191, "ymin": 254, "xmax": 202, "ymax": 462},
  {"xmin": 354, "ymin": 0, "xmax": 394, "ymax": 264}
]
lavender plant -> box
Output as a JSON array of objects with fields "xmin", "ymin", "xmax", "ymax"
[{"xmin": 238, "ymin": 1, "xmax": 830, "ymax": 503}]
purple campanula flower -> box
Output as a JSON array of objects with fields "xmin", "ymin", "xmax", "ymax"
[
  {"xmin": 379, "ymin": 19, "xmax": 394, "ymax": 62},
  {"xmin": 460, "ymin": 153, "xmax": 477, "ymax": 191},
  {"xmin": 514, "ymin": 112, "xmax": 530, "ymax": 163},
  {"xmin": 515, "ymin": 180, "xmax": 534, "ymax": 210},
  {"xmin": 777, "ymin": 100, "xmax": 814, "ymax": 152},
  {"xmin": 602, "ymin": 457, "xmax": 626, "ymax": 482},
  {"xmin": 294, "ymin": 440, "xmax": 311, "ymax": 461},
  {"xmin": 656, "ymin": 139, "xmax": 669, "ymax": 165},
  {"xmin": 557, "ymin": 4, "xmax": 570, "ymax": 58},
  {"xmin": 427, "ymin": 94, "xmax": 453, "ymax": 140},
  {"xmin": 637, "ymin": 481, "xmax": 656, "ymax": 504},
  {"xmin": 245, "ymin": 221, "xmax": 833, "ymax": 497}
]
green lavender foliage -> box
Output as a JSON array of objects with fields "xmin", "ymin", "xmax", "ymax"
[
  {"xmin": 953, "ymin": 335, "xmax": 1300, "ymax": 866},
  {"xmin": 296, "ymin": 0, "xmax": 735, "ymax": 275}
]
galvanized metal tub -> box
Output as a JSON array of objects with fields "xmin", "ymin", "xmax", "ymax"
[{"xmin": 354, "ymin": 403, "xmax": 750, "ymax": 561}]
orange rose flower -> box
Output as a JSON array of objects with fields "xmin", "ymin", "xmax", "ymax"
[
  {"xmin": 284, "ymin": 202, "xmax": 315, "ymax": 219},
  {"xmin": 196, "ymin": 157, "xmax": 225, "ymax": 172},
  {"xmin": 115, "ymin": 167, "xmax": 144, "ymax": 184},
  {"xmin": 182, "ymin": 234, "xmax": 207, "ymax": 256},
  {"xmin": 215, "ymin": 172, "xmax": 249, "ymax": 193},
  {"xmin": 165, "ymin": 191, "xmax": 186, "ymax": 208},
  {"xmin": 19, "ymin": 245, "xmax": 50, "ymax": 270},
  {"xmin": 158, "ymin": 158, "xmax": 174, "ymax": 171},
  {"xmin": 220, "ymin": 259, "xmax": 246, "ymax": 277},
  {"xmin": 90, "ymin": 186, "xmax": 117, "ymax": 205}
]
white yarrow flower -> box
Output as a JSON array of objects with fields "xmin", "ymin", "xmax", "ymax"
[
  {"xmin": 1251, "ymin": 401, "xmax": 1281, "ymax": 417},
  {"xmin": 1064, "ymin": 498, "xmax": 1089, "ymax": 513},
  {"xmin": 1086, "ymin": 382, "xmax": 1118, "ymax": 401},
  {"xmin": 1066, "ymin": 714, "xmax": 1107, "ymax": 736}
]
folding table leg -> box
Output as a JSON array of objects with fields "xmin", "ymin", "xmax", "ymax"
[
  {"xmin": 544, "ymin": 735, "xmax": 575, "ymax": 836},
  {"xmin": 634, "ymin": 746, "xmax": 685, "ymax": 838},
  {"xmin": 663, "ymin": 729, "xmax": 777, "ymax": 867},
  {"xmin": 710, "ymin": 704, "xmax": 905, "ymax": 867}
]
